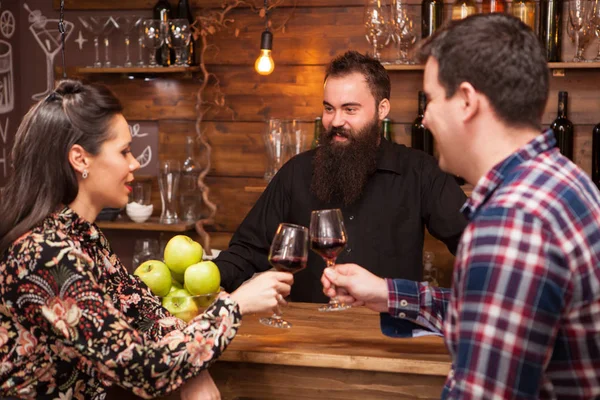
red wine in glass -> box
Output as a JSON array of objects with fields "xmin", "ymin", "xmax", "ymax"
[
  {"xmin": 259, "ymin": 223, "xmax": 309, "ymax": 329},
  {"xmin": 310, "ymin": 238, "xmax": 346, "ymax": 261},
  {"xmin": 309, "ymin": 209, "xmax": 350, "ymax": 312},
  {"xmin": 269, "ymin": 256, "xmax": 307, "ymax": 274}
]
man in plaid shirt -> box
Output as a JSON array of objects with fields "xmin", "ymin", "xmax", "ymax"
[{"xmin": 321, "ymin": 14, "xmax": 600, "ymax": 399}]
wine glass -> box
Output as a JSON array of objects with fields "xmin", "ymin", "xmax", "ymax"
[
  {"xmin": 569, "ymin": 0, "xmax": 594, "ymax": 62},
  {"xmin": 259, "ymin": 223, "xmax": 309, "ymax": 329},
  {"xmin": 390, "ymin": 2, "xmax": 418, "ymax": 64},
  {"xmin": 167, "ymin": 19, "xmax": 192, "ymax": 66},
  {"xmin": 364, "ymin": 0, "xmax": 392, "ymax": 60},
  {"xmin": 77, "ymin": 16, "xmax": 106, "ymax": 68},
  {"xmin": 309, "ymin": 209, "xmax": 350, "ymax": 312},
  {"xmin": 102, "ymin": 17, "xmax": 117, "ymax": 67},
  {"xmin": 592, "ymin": 0, "xmax": 600, "ymax": 61},
  {"xmin": 115, "ymin": 15, "xmax": 143, "ymax": 67},
  {"xmin": 142, "ymin": 19, "xmax": 163, "ymax": 67},
  {"xmin": 567, "ymin": 17, "xmax": 595, "ymax": 60}
]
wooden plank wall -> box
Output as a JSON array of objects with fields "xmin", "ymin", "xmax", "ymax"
[{"xmin": 58, "ymin": 0, "xmax": 600, "ymax": 286}]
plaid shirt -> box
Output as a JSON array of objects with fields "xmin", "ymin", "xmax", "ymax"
[{"xmin": 385, "ymin": 130, "xmax": 600, "ymax": 399}]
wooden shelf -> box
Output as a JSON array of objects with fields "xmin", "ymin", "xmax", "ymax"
[
  {"xmin": 383, "ymin": 64, "xmax": 425, "ymax": 71},
  {"xmin": 96, "ymin": 217, "xmax": 195, "ymax": 232},
  {"xmin": 384, "ymin": 62, "xmax": 600, "ymax": 71},
  {"xmin": 76, "ymin": 66, "xmax": 200, "ymax": 74}
]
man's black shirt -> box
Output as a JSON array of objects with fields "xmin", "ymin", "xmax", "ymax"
[{"xmin": 215, "ymin": 139, "xmax": 468, "ymax": 303}]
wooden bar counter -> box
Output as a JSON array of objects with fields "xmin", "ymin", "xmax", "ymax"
[
  {"xmin": 207, "ymin": 302, "xmax": 450, "ymax": 399},
  {"xmin": 110, "ymin": 302, "xmax": 450, "ymax": 399}
]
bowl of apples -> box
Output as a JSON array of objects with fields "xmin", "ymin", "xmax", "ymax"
[{"xmin": 133, "ymin": 235, "xmax": 222, "ymax": 323}]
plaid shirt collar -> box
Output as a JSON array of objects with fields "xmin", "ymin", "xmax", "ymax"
[{"xmin": 461, "ymin": 129, "xmax": 556, "ymax": 220}]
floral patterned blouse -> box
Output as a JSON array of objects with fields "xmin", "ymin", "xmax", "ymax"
[{"xmin": 0, "ymin": 207, "xmax": 242, "ymax": 399}]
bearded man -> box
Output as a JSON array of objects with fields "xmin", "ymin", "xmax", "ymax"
[{"xmin": 215, "ymin": 51, "xmax": 467, "ymax": 304}]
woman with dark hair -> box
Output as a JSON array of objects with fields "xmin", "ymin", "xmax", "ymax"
[{"xmin": 0, "ymin": 80, "xmax": 293, "ymax": 399}]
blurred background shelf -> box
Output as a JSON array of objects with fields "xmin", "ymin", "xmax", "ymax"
[
  {"xmin": 96, "ymin": 217, "xmax": 195, "ymax": 232},
  {"xmin": 384, "ymin": 62, "xmax": 600, "ymax": 71}
]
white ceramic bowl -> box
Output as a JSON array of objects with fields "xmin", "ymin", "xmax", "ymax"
[{"xmin": 126, "ymin": 202, "xmax": 153, "ymax": 223}]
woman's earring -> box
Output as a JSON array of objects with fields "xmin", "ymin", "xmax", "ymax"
[{"xmin": 82, "ymin": 169, "xmax": 88, "ymax": 179}]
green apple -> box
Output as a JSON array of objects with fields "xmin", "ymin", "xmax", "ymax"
[
  {"xmin": 134, "ymin": 260, "xmax": 172, "ymax": 297},
  {"xmin": 195, "ymin": 291, "xmax": 219, "ymax": 308},
  {"xmin": 162, "ymin": 288, "xmax": 199, "ymax": 323},
  {"xmin": 184, "ymin": 261, "xmax": 221, "ymax": 296},
  {"xmin": 169, "ymin": 280, "xmax": 183, "ymax": 293},
  {"xmin": 163, "ymin": 235, "xmax": 203, "ymax": 275}
]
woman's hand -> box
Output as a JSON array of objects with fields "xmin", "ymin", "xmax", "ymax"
[
  {"xmin": 180, "ymin": 370, "xmax": 220, "ymax": 400},
  {"xmin": 230, "ymin": 271, "xmax": 293, "ymax": 315}
]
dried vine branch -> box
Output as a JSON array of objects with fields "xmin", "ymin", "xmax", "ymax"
[{"xmin": 191, "ymin": 0, "xmax": 295, "ymax": 251}]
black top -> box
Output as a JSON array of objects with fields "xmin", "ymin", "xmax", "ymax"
[{"xmin": 215, "ymin": 139, "xmax": 468, "ymax": 303}]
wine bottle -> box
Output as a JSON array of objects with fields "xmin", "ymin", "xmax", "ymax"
[
  {"xmin": 592, "ymin": 123, "xmax": 600, "ymax": 189},
  {"xmin": 481, "ymin": 0, "xmax": 505, "ymax": 13},
  {"xmin": 550, "ymin": 91, "xmax": 574, "ymax": 161},
  {"xmin": 176, "ymin": 0, "xmax": 196, "ymax": 65},
  {"xmin": 421, "ymin": 0, "xmax": 444, "ymax": 39},
  {"xmin": 153, "ymin": 0, "xmax": 173, "ymax": 66},
  {"xmin": 382, "ymin": 118, "xmax": 392, "ymax": 141},
  {"xmin": 451, "ymin": 0, "xmax": 477, "ymax": 20},
  {"xmin": 539, "ymin": 0, "xmax": 562, "ymax": 62},
  {"xmin": 412, "ymin": 91, "xmax": 434, "ymax": 156},
  {"xmin": 511, "ymin": 0, "xmax": 536, "ymax": 30},
  {"xmin": 311, "ymin": 117, "xmax": 323, "ymax": 149}
]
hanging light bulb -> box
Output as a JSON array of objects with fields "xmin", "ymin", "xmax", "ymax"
[
  {"xmin": 255, "ymin": 0, "xmax": 274, "ymax": 75},
  {"xmin": 255, "ymin": 30, "xmax": 274, "ymax": 75}
]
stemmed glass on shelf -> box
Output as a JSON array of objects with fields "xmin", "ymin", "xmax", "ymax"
[
  {"xmin": 591, "ymin": 0, "xmax": 600, "ymax": 61},
  {"xmin": 309, "ymin": 209, "xmax": 350, "ymax": 312},
  {"xmin": 259, "ymin": 223, "xmax": 309, "ymax": 329},
  {"xmin": 142, "ymin": 19, "xmax": 163, "ymax": 67},
  {"xmin": 568, "ymin": 0, "xmax": 594, "ymax": 62},
  {"xmin": 364, "ymin": 0, "xmax": 391, "ymax": 60}
]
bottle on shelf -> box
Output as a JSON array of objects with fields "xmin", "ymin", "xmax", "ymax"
[
  {"xmin": 412, "ymin": 91, "xmax": 434, "ymax": 156},
  {"xmin": 451, "ymin": 0, "xmax": 477, "ymax": 20},
  {"xmin": 511, "ymin": 0, "xmax": 536, "ymax": 30},
  {"xmin": 538, "ymin": 0, "xmax": 562, "ymax": 62},
  {"xmin": 180, "ymin": 135, "xmax": 202, "ymax": 222},
  {"xmin": 311, "ymin": 117, "xmax": 323, "ymax": 149},
  {"xmin": 176, "ymin": 0, "xmax": 196, "ymax": 65},
  {"xmin": 421, "ymin": 0, "xmax": 444, "ymax": 39},
  {"xmin": 153, "ymin": 0, "xmax": 173, "ymax": 66},
  {"xmin": 422, "ymin": 251, "xmax": 439, "ymax": 287},
  {"xmin": 481, "ymin": 0, "xmax": 505, "ymax": 13},
  {"xmin": 592, "ymin": 123, "xmax": 600, "ymax": 189},
  {"xmin": 382, "ymin": 118, "xmax": 392, "ymax": 141},
  {"xmin": 550, "ymin": 91, "xmax": 574, "ymax": 161}
]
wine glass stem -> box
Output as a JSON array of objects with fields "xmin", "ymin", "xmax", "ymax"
[
  {"xmin": 94, "ymin": 37, "xmax": 100, "ymax": 65},
  {"xmin": 326, "ymin": 258, "xmax": 340, "ymax": 305},
  {"xmin": 104, "ymin": 37, "xmax": 111, "ymax": 66},
  {"xmin": 125, "ymin": 36, "xmax": 131, "ymax": 65},
  {"xmin": 574, "ymin": 30, "xmax": 580, "ymax": 61}
]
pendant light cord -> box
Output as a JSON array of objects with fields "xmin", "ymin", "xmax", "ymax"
[{"xmin": 58, "ymin": 0, "xmax": 67, "ymax": 78}]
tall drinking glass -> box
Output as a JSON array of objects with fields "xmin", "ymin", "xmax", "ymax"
[
  {"xmin": 310, "ymin": 209, "xmax": 350, "ymax": 312},
  {"xmin": 158, "ymin": 160, "xmax": 181, "ymax": 224},
  {"xmin": 259, "ymin": 223, "xmax": 309, "ymax": 329},
  {"xmin": 364, "ymin": 0, "xmax": 392, "ymax": 60}
]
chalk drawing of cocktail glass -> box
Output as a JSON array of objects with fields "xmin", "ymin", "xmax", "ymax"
[
  {"xmin": 24, "ymin": 3, "xmax": 73, "ymax": 101},
  {"xmin": 78, "ymin": 16, "xmax": 107, "ymax": 68},
  {"xmin": 0, "ymin": 40, "xmax": 14, "ymax": 114}
]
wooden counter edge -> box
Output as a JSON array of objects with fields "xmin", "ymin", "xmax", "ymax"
[{"xmin": 218, "ymin": 350, "xmax": 451, "ymax": 377}]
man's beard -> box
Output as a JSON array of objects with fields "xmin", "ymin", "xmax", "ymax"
[{"xmin": 311, "ymin": 117, "xmax": 380, "ymax": 206}]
